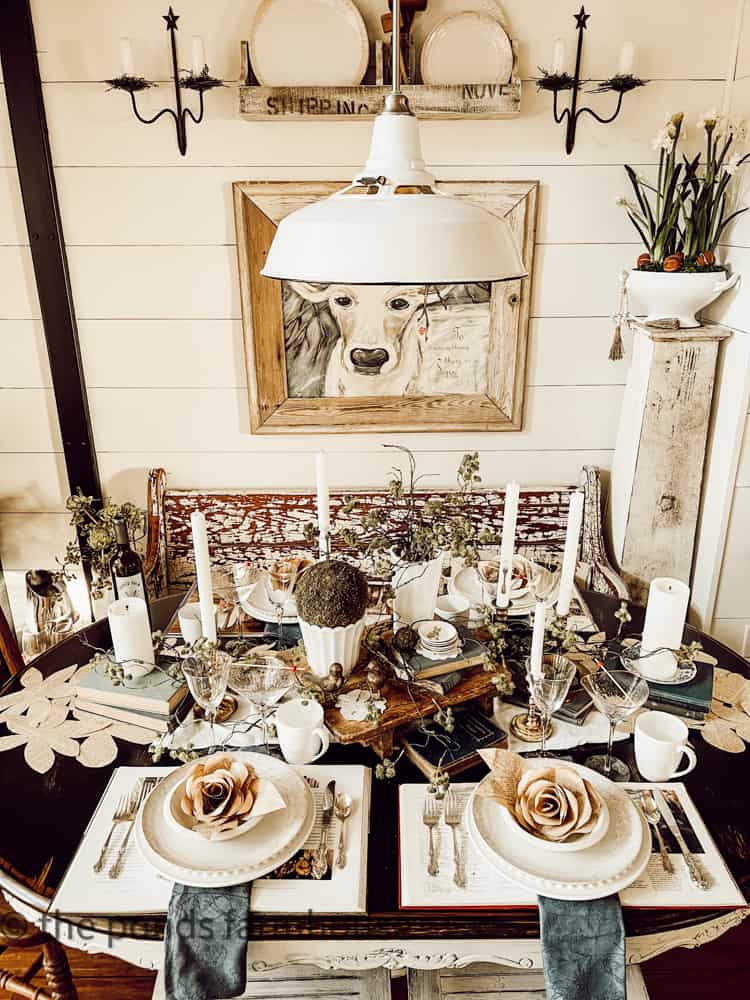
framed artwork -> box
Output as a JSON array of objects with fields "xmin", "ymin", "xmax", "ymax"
[{"xmin": 233, "ymin": 180, "xmax": 537, "ymax": 433}]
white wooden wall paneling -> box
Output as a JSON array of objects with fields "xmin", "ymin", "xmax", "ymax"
[
  {"xmin": 0, "ymin": 321, "xmax": 51, "ymax": 387},
  {"xmin": 0, "ymin": 246, "xmax": 40, "ymax": 318},
  {"xmin": 0, "ymin": 454, "xmax": 67, "ymax": 511},
  {"xmin": 0, "ymin": 167, "xmax": 26, "ymax": 243}
]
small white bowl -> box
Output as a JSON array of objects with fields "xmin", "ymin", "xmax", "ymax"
[
  {"xmin": 502, "ymin": 795, "xmax": 610, "ymax": 853},
  {"xmin": 164, "ymin": 777, "xmax": 266, "ymax": 843},
  {"xmin": 435, "ymin": 594, "xmax": 470, "ymax": 621},
  {"xmin": 417, "ymin": 620, "xmax": 458, "ymax": 646}
]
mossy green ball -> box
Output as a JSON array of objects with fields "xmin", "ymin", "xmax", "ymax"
[{"xmin": 296, "ymin": 559, "xmax": 369, "ymax": 628}]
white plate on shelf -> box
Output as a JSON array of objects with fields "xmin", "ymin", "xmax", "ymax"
[
  {"xmin": 250, "ymin": 0, "xmax": 369, "ymax": 87},
  {"xmin": 468, "ymin": 759, "xmax": 650, "ymax": 901},
  {"xmin": 135, "ymin": 751, "xmax": 314, "ymax": 887},
  {"xmin": 420, "ymin": 11, "xmax": 513, "ymax": 86},
  {"xmin": 237, "ymin": 575, "xmax": 298, "ymax": 625}
]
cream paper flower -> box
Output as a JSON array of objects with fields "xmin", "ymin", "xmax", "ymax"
[
  {"xmin": 514, "ymin": 765, "xmax": 603, "ymax": 842},
  {"xmin": 181, "ymin": 755, "xmax": 257, "ymax": 837}
]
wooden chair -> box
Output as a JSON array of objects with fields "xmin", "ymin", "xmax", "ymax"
[
  {"xmin": 0, "ymin": 895, "xmax": 78, "ymax": 999},
  {"xmin": 407, "ymin": 961, "xmax": 650, "ymax": 999},
  {"xmin": 151, "ymin": 963, "xmax": 390, "ymax": 999},
  {"xmin": 142, "ymin": 465, "xmax": 628, "ymax": 601}
]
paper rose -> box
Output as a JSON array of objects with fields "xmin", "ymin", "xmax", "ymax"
[
  {"xmin": 181, "ymin": 755, "xmax": 258, "ymax": 838},
  {"xmin": 514, "ymin": 765, "xmax": 602, "ymax": 843}
]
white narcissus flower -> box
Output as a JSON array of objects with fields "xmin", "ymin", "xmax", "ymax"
[
  {"xmin": 651, "ymin": 128, "xmax": 673, "ymax": 152},
  {"xmin": 727, "ymin": 117, "xmax": 748, "ymax": 142},
  {"xmin": 615, "ymin": 195, "xmax": 635, "ymax": 210},
  {"xmin": 723, "ymin": 154, "xmax": 743, "ymax": 175},
  {"xmin": 697, "ymin": 108, "xmax": 721, "ymax": 130}
]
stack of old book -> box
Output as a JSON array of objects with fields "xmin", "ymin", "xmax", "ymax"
[
  {"xmin": 644, "ymin": 660, "xmax": 714, "ymax": 722},
  {"xmin": 404, "ymin": 626, "xmax": 487, "ymax": 696},
  {"xmin": 73, "ymin": 668, "xmax": 188, "ymax": 735}
]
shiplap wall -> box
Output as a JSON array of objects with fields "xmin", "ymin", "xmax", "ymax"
[{"xmin": 0, "ymin": 0, "xmax": 741, "ymax": 630}]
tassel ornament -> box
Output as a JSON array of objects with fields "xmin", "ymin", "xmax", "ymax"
[{"xmin": 609, "ymin": 269, "xmax": 630, "ymax": 361}]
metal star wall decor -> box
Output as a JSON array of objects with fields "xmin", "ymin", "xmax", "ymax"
[
  {"xmin": 104, "ymin": 7, "xmax": 223, "ymax": 156},
  {"xmin": 536, "ymin": 6, "xmax": 647, "ymax": 155}
]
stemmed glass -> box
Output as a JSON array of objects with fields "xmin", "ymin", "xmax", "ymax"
[
  {"xmin": 582, "ymin": 669, "xmax": 650, "ymax": 781},
  {"xmin": 229, "ymin": 659, "xmax": 297, "ymax": 746},
  {"xmin": 182, "ymin": 650, "xmax": 232, "ymax": 749},
  {"xmin": 527, "ymin": 654, "xmax": 577, "ymax": 757},
  {"xmin": 264, "ymin": 558, "xmax": 302, "ymax": 649}
]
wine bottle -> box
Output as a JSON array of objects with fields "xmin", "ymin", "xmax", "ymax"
[{"xmin": 110, "ymin": 518, "xmax": 150, "ymax": 621}]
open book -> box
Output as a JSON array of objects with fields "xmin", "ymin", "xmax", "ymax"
[
  {"xmin": 399, "ymin": 781, "xmax": 745, "ymax": 910},
  {"xmin": 52, "ymin": 763, "xmax": 371, "ymax": 916}
]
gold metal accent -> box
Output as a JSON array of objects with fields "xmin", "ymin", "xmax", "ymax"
[
  {"xmin": 393, "ymin": 185, "xmax": 435, "ymax": 194},
  {"xmin": 509, "ymin": 705, "xmax": 552, "ymax": 743},
  {"xmin": 383, "ymin": 92, "xmax": 413, "ymax": 116}
]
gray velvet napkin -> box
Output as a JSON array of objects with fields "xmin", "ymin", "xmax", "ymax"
[
  {"xmin": 538, "ymin": 894, "xmax": 625, "ymax": 1000},
  {"xmin": 165, "ymin": 882, "xmax": 251, "ymax": 1000}
]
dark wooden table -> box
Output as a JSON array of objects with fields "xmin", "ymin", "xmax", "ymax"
[{"xmin": 0, "ymin": 593, "xmax": 748, "ymax": 950}]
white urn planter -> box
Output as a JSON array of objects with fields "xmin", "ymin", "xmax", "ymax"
[
  {"xmin": 299, "ymin": 616, "xmax": 366, "ymax": 678},
  {"xmin": 392, "ymin": 553, "xmax": 443, "ymax": 627},
  {"xmin": 628, "ymin": 269, "xmax": 739, "ymax": 329}
]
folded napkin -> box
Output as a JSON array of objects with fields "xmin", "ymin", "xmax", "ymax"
[
  {"xmin": 165, "ymin": 882, "xmax": 251, "ymax": 1000},
  {"xmin": 538, "ymin": 894, "xmax": 625, "ymax": 1000}
]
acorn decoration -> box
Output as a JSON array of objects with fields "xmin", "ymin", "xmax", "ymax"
[
  {"xmin": 636, "ymin": 252, "xmax": 651, "ymax": 269},
  {"xmin": 697, "ymin": 250, "xmax": 716, "ymax": 268},
  {"xmin": 663, "ymin": 253, "xmax": 684, "ymax": 272},
  {"xmin": 393, "ymin": 625, "xmax": 419, "ymax": 654}
]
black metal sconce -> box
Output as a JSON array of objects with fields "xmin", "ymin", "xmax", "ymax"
[
  {"xmin": 538, "ymin": 6, "xmax": 647, "ymax": 155},
  {"xmin": 104, "ymin": 7, "xmax": 223, "ymax": 156}
]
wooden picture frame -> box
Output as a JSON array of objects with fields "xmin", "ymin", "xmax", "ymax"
[{"xmin": 233, "ymin": 180, "xmax": 537, "ymax": 434}]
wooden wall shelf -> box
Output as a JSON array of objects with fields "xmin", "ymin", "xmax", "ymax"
[{"xmin": 238, "ymin": 79, "xmax": 521, "ymax": 120}]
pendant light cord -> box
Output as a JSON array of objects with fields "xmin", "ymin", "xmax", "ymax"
[{"xmin": 392, "ymin": 0, "xmax": 401, "ymax": 96}]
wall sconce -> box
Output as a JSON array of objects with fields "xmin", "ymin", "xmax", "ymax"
[
  {"xmin": 538, "ymin": 6, "xmax": 647, "ymax": 155},
  {"xmin": 104, "ymin": 6, "xmax": 223, "ymax": 156}
]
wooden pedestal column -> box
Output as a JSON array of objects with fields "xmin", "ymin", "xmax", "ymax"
[{"xmin": 609, "ymin": 321, "xmax": 731, "ymax": 603}]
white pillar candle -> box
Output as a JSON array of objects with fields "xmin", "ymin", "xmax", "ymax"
[
  {"xmin": 108, "ymin": 597, "xmax": 154, "ymax": 679},
  {"xmin": 640, "ymin": 577, "xmax": 690, "ymax": 680},
  {"xmin": 618, "ymin": 41, "xmax": 635, "ymax": 76},
  {"xmin": 191, "ymin": 35, "xmax": 205, "ymax": 74},
  {"xmin": 552, "ymin": 38, "xmax": 565, "ymax": 74},
  {"xmin": 496, "ymin": 481, "xmax": 520, "ymax": 609},
  {"xmin": 190, "ymin": 510, "xmax": 217, "ymax": 643},
  {"xmin": 315, "ymin": 451, "xmax": 330, "ymax": 558},
  {"xmin": 556, "ymin": 490, "xmax": 584, "ymax": 618},
  {"xmin": 119, "ymin": 37, "xmax": 135, "ymax": 76},
  {"xmin": 529, "ymin": 600, "xmax": 546, "ymax": 679}
]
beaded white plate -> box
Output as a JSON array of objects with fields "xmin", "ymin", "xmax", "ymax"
[
  {"xmin": 420, "ymin": 11, "xmax": 513, "ymax": 86},
  {"xmin": 250, "ymin": 0, "xmax": 369, "ymax": 87},
  {"xmin": 468, "ymin": 758, "xmax": 651, "ymax": 900},
  {"xmin": 135, "ymin": 751, "xmax": 314, "ymax": 887}
]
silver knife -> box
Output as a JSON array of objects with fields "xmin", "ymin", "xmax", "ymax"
[
  {"xmin": 313, "ymin": 780, "xmax": 336, "ymax": 878},
  {"xmin": 653, "ymin": 789, "xmax": 711, "ymax": 890}
]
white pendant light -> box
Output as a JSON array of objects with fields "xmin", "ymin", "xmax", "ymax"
[{"xmin": 262, "ymin": 0, "xmax": 526, "ymax": 286}]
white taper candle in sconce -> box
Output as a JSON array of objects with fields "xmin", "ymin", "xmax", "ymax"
[
  {"xmin": 191, "ymin": 35, "xmax": 205, "ymax": 74},
  {"xmin": 552, "ymin": 38, "xmax": 565, "ymax": 74},
  {"xmin": 529, "ymin": 600, "xmax": 546, "ymax": 679},
  {"xmin": 618, "ymin": 41, "xmax": 635, "ymax": 75},
  {"xmin": 119, "ymin": 37, "xmax": 135, "ymax": 76},
  {"xmin": 108, "ymin": 597, "xmax": 154, "ymax": 679},
  {"xmin": 496, "ymin": 481, "xmax": 520, "ymax": 609},
  {"xmin": 315, "ymin": 451, "xmax": 330, "ymax": 558},
  {"xmin": 556, "ymin": 489, "xmax": 584, "ymax": 618},
  {"xmin": 190, "ymin": 510, "xmax": 217, "ymax": 643},
  {"xmin": 640, "ymin": 577, "xmax": 690, "ymax": 681}
]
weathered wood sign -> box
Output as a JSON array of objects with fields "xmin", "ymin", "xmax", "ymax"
[{"xmin": 238, "ymin": 81, "xmax": 521, "ymax": 120}]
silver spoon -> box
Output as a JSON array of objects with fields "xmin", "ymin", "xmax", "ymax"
[{"xmin": 334, "ymin": 793, "xmax": 353, "ymax": 869}]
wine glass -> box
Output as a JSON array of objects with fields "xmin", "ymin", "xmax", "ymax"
[
  {"xmin": 229, "ymin": 658, "xmax": 297, "ymax": 746},
  {"xmin": 264, "ymin": 558, "xmax": 302, "ymax": 648},
  {"xmin": 582, "ymin": 669, "xmax": 650, "ymax": 781},
  {"xmin": 526, "ymin": 548, "xmax": 561, "ymax": 605},
  {"xmin": 182, "ymin": 650, "xmax": 232, "ymax": 749},
  {"xmin": 527, "ymin": 654, "xmax": 577, "ymax": 757}
]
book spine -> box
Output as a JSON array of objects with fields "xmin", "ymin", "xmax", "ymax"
[
  {"xmin": 645, "ymin": 697, "xmax": 706, "ymax": 721},
  {"xmin": 647, "ymin": 691, "xmax": 709, "ymax": 715}
]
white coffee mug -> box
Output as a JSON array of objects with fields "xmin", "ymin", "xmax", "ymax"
[
  {"xmin": 178, "ymin": 602, "xmax": 204, "ymax": 644},
  {"xmin": 635, "ymin": 710, "xmax": 698, "ymax": 782},
  {"xmin": 275, "ymin": 698, "xmax": 330, "ymax": 765}
]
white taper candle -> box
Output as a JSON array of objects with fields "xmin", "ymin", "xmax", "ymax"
[
  {"xmin": 556, "ymin": 489, "xmax": 584, "ymax": 617},
  {"xmin": 618, "ymin": 41, "xmax": 635, "ymax": 75},
  {"xmin": 190, "ymin": 510, "xmax": 217, "ymax": 643},
  {"xmin": 119, "ymin": 37, "xmax": 135, "ymax": 76},
  {"xmin": 552, "ymin": 38, "xmax": 565, "ymax": 74},
  {"xmin": 315, "ymin": 451, "xmax": 330, "ymax": 558},
  {"xmin": 496, "ymin": 481, "xmax": 520, "ymax": 608},
  {"xmin": 191, "ymin": 35, "xmax": 205, "ymax": 74},
  {"xmin": 530, "ymin": 600, "xmax": 546, "ymax": 679}
]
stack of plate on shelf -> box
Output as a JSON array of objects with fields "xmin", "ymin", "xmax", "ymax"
[
  {"xmin": 415, "ymin": 620, "xmax": 462, "ymax": 661},
  {"xmin": 136, "ymin": 752, "xmax": 314, "ymax": 887},
  {"xmin": 467, "ymin": 759, "xmax": 651, "ymax": 900}
]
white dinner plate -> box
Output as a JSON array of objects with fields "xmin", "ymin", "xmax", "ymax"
[
  {"xmin": 250, "ymin": 0, "xmax": 369, "ymax": 87},
  {"xmin": 450, "ymin": 564, "xmax": 557, "ymax": 617},
  {"xmin": 136, "ymin": 751, "xmax": 314, "ymax": 887},
  {"xmin": 420, "ymin": 11, "xmax": 513, "ymax": 86},
  {"xmin": 468, "ymin": 758, "xmax": 650, "ymax": 901},
  {"xmin": 238, "ymin": 575, "xmax": 298, "ymax": 625}
]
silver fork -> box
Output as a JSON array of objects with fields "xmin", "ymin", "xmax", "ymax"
[
  {"xmin": 108, "ymin": 777, "xmax": 158, "ymax": 879},
  {"xmin": 638, "ymin": 791, "xmax": 674, "ymax": 874},
  {"xmin": 422, "ymin": 793, "xmax": 442, "ymax": 877},
  {"xmin": 443, "ymin": 790, "xmax": 466, "ymax": 888},
  {"xmin": 93, "ymin": 791, "xmax": 134, "ymax": 874}
]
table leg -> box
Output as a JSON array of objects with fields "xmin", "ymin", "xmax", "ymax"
[{"xmin": 42, "ymin": 936, "xmax": 78, "ymax": 1000}]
